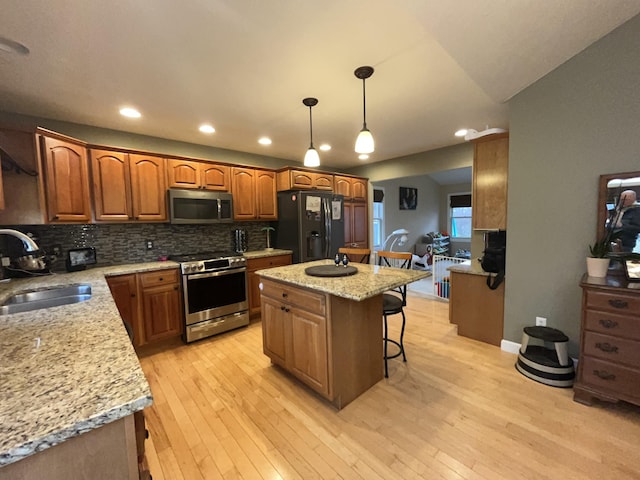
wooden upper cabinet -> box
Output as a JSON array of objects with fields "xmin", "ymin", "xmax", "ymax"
[
  {"xmin": 40, "ymin": 135, "xmax": 91, "ymax": 223},
  {"xmin": 277, "ymin": 168, "xmax": 334, "ymax": 191},
  {"xmin": 90, "ymin": 149, "xmax": 132, "ymax": 221},
  {"xmin": 344, "ymin": 202, "xmax": 368, "ymax": 248},
  {"xmin": 472, "ymin": 133, "xmax": 509, "ymax": 230},
  {"xmin": 256, "ymin": 169, "xmax": 277, "ymax": 219},
  {"xmin": 231, "ymin": 167, "xmax": 257, "ymax": 220},
  {"xmin": 167, "ymin": 159, "xmax": 230, "ymax": 191},
  {"xmin": 334, "ymin": 175, "xmax": 367, "ymax": 202},
  {"xmin": 129, "ymin": 154, "xmax": 167, "ymax": 221}
]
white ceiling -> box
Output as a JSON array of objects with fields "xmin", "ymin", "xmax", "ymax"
[{"xmin": 1, "ymin": 1, "xmax": 638, "ymax": 170}]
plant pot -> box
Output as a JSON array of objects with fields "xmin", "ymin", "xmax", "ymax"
[{"xmin": 586, "ymin": 257, "xmax": 610, "ymax": 278}]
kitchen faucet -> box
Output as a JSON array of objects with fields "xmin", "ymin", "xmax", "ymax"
[{"xmin": 0, "ymin": 229, "xmax": 40, "ymax": 252}]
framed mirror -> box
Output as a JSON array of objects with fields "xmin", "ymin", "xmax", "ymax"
[{"xmin": 598, "ymin": 171, "xmax": 640, "ymax": 254}]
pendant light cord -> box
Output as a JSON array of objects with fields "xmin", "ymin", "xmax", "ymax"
[
  {"xmin": 361, "ymin": 78, "xmax": 367, "ymax": 128},
  {"xmin": 308, "ymin": 105, "xmax": 314, "ymax": 148}
]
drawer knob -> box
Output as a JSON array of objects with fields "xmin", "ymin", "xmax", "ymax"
[
  {"xmin": 159, "ymin": 277, "xmax": 164, "ymax": 281},
  {"xmin": 593, "ymin": 369, "xmax": 616, "ymax": 381},
  {"xmin": 599, "ymin": 319, "xmax": 619, "ymax": 329},
  {"xmin": 285, "ymin": 307, "xmax": 290, "ymax": 313},
  {"xmin": 281, "ymin": 306, "xmax": 286, "ymax": 311},
  {"xmin": 608, "ymin": 299, "xmax": 628, "ymax": 309},
  {"xmin": 595, "ymin": 342, "xmax": 618, "ymax": 353},
  {"xmin": 282, "ymin": 292, "xmax": 288, "ymax": 298}
]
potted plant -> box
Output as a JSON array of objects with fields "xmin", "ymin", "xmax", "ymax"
[{"xmin": 587, "ymin": 238, "xmax": 611, "ymax": 277}]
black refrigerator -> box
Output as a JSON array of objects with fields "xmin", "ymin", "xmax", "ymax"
[{"xmin": 275, "ymin": 191, "xmax": 345, "ymax": 263}]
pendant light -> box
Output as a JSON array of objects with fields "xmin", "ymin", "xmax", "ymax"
[
  {"xmin": 302, "ymin": 97, "xmax": 320, "ymax": 167},
  {"xmin": 354, "ymin": 66, "xmax": 375, "ymax": 154}
]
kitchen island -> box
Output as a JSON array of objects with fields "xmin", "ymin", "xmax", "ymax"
[
  {"xmin": 0, "ymin": 263, "xmax": 171, "ymax": 479},
  {"xmin": 257, "ymin": 259, "xmax": 429, "ymax": 409}
]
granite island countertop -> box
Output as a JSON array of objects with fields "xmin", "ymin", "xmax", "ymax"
[
  {"xmin": 447, "ymin": 261, "xmax": 496, "ymax": 277},
  {"xmin": 256, "ymin": 259, "xmax": 431, "ymax": 301},
  {"xmin": 0, "ymin": 261, "xmax": 183, "ymax": 467}
]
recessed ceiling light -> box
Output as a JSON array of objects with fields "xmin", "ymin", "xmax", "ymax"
[
  {"xmin": 258, "ymin": 137, "xmax": 272, "ymax": 145},
  {"xmin": 319, "ymin": 144, "xmax": 331, "ymax": 151},
  {"xmin": 454, "ymin": 129, "xmax": 468, "ymax": 137},
  {"xmin": 119, "ymin": 107, "xmax": 141, "ymax": 118},
  {"xmin": 199, "ymin": 124, "xmax": 215, "ymax": 134},
  {"xmin": 358, "ymin": 154, "xmax": 369, "ymax": 161},
  {"xmin": 0, "ymin": 36, "xmax": 29, "ymax": 55}
]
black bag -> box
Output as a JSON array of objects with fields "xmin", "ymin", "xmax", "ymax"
[{"xmin": 481, "ymin": 246, "xmax": 505, "ymax": 290}]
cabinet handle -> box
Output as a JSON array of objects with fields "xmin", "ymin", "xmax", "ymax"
[
  {"xmin": 159, "ymin": 277, "xmax": 163, "ymax": 281},
  {"xmin": 285, "ymin": 308, "xmax": 290, "ymax": 313},
  {"xmin": 608, "ymin": 299, "xmax": 628, "ymax": 309},
  {"xmin": 145, "ymin": 429, "xmax": 149, "ymax": 439},
  {"xmin": 130, "ymin": 293, "xmax": 136, "ymax": 298},
  {"xmin": 599, "ymin": 319, "xmax": 618, "ymax": 329},
  {"xmin": 593, "ymin": 369, "xmax": 616, "ymax": 381},
  {"xmin": 281, "ymin": 306, "xmax": 286, "ymax": 311},
  {"xmin": 282, "ymin": 292, "xmax": 288, "ymax": 298},
  {"xmin": 174, "ymin": 286, "xmax": 178, "ymax": 291},
  {"xmin": 595, "ymin": 342, "xmax": 618, "ymax": 353}
]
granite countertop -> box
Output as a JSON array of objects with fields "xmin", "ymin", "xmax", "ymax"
[
  {"xmin": 0, "ymin": 261, "xmax": 181, "ymax": 467},
  {"xmin": 256, "ymin": 259, "xmax": 431, "ymax": 301},
  {"xmin": 243, "ymin": 249, "xmax": 292, "ymax": 260},
  {"xmin": 447, "ymin": 261, "xmax": 494, "ymax": 276}
]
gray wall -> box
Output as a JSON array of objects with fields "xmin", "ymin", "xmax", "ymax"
[
  {"xmin": 373, "ymin": 175, "xmax": 441, "ymax": 251},
  {"xmin": 506, "ymin": 14, "xmax": 640, "ymax": 355}
]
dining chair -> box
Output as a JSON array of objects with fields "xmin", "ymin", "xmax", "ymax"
[
  {"xmin": 376, "ymin": 250, "xmax": 412, "ymax": 377},
  {"xmin": 338, "ymin": 247, "xmax": 371, "ymax": 264}
]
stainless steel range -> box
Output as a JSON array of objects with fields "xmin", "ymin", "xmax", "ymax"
[{"xmin": 170, "ymin": 251, "xmax": 249, "ymax": 343}]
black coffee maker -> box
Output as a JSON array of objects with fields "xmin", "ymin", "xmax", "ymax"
[{"xmin": 233, "ymin": 229, "xmax": 247, "ymax": 253}]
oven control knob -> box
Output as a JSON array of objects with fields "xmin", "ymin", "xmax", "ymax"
[{"xmin": 198, "ymin": 264, "xmax": 204, "ymax": 270}]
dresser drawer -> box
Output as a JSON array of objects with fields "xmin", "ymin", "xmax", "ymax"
[
  {"xmin": 261, "ymin": 280, "xmax": 326, "ymax": 315},
  {"xmin": 583, "ymin": 331, "xmax": 640, "ymax": 368},
  {"xmin": 580, "ymin": 356, "xmax": 640, "ymax": 399},
  {"xmin": 139, "ymin": 269, "xmax": 179, "ymax": 288},
  {"xmin": 585, "ymin": 289, "xmax": 640, "ymax": 315},
  {"xmin": 584, "ymin": 308, "xmax": 640, "ymax": 340}
]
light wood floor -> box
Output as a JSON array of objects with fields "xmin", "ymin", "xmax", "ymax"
[{"xmin": 138, "ymin": 294, "xmax": 640, "ymax": 480}]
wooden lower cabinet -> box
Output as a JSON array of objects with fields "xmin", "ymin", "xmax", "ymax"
[
  {"xmin": 247, "ymin": 254, "xmax": 292, "ymax": 316},
  {"xmin": 0, "ymin": 415, "xmax": 138, "ymax": 480},
  {"xmin": 344, "ymin": 201, "xmax": 368, "ymax": 248},
  {"xmin": 574, "ymin": 275, "xmax": 640, "ymax": 407},
  {"xmin": 449, "ymin": 270, "xmax": 504, "ymax": 346},
  {"xmin": 260, "ymin": 278, "xmax": 383, "ymax": 409},
  {"xmin": 107, "ymin": 268, "xmax": 183, "ymax": 348}
]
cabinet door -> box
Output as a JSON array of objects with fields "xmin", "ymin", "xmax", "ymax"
[
  {"xmin": 91, "ymin": 149, "xmax": 133, "ymax": 221},
  {"xmin": 140, "ymin": 283, "xmax": 182, "ymax": 344},
  {"xmin": 40, "ymin": 136, "xmax": 91, "ymax": 222},
  {"xmin": 289, "ymin": 170, "xmax": 314, "ymax": 189},
  {"xmin": 334, "ymin": 176, "xmax": 351, "ymax": 198},
  {"xmin": 472, "ymin": 134, "xmax": 508, "ymax": 230},
  {"xmin": 344, "ymin": 202, "xmax": 353, "ymax": 246},
  {"xmin": 261, "ymin": 296, "xmax": 288, "ymax": 366},
  {"xmin": 201, "ymin": 163, "xmax": 230, "ymax": 191},
  {"xmin": 351, "ymin": 178, "xmax": 368, "ymax": 202},
  {"xmin": 107, "ymin": 274, "xmax": 140, "ymax": 346},
  {"xmin": 351, "ymin": 202, "xmax": 368, "ymax": 247},
  {"xmin": 313, "ymin": 173, "xmax": 334, "ymax": 191},
  {"xmin": 256, "ymin": 169, "xmax": 277, "ymax": 219},
  {"xmin": 167, "ymin": 159, "xmax": 200, "ymax": 189},
  {"xmin": 289, "ymin": 307, "xmax": 329, "ymax": 395},
  {"xmin": 247, "ymin": 255, "xmax": 292, "ymax": 315},
  {"xmin": 129, "ymin": 154, "xmax": 167, "ymax": 221},
  {"xmin": 231, "ymin": 167, "xmax": 256, "ymax": 220}
]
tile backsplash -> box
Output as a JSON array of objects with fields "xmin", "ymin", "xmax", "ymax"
[{"xmin": 2, "ymin": 222, "xmax": 274, "ymax": 271}]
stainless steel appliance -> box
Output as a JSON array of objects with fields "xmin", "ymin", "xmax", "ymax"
[
  {"xmin": 276, "ymin": 191, "xmax": 344, "ymax": 263},
  {"xmin": 170, "ymin": 251, "xmax": 249, "ymax": 343},
  {"xmin": 168, "ymin": 189, "xmax": 233, "ymax": 224}
]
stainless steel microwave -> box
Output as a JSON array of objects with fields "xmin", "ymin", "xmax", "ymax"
[{"xmin": 168, "ymin": 189, "xmax": 233, "ymax": 224}]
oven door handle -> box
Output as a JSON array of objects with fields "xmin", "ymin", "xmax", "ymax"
[{"xmin": 187, "ymin": 267, "xmax": 246, "ymax": 281}]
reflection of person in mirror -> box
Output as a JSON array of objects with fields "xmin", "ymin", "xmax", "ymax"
[{"xmin": 616, "ymin": 190, "xmax": 640, "ymax": 252}]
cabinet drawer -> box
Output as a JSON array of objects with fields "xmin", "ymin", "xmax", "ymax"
[
  {"xmin": 583, "ymin": 331, "xmax": 640, "ymax": 368},
  {"xmin": 248, "ymin": 255, "xmax": 291, "ymax": 271},
  {"xmin": 262, "ymin": 281, "xmax": 326, "ymax": 315},
  {"xmin": 584, "ymin": 308, "xmax": 640, "ymax": 340},
  {"xmin": 139, "ymin": 269, "xmax": 179, "ymax": 288},
  {"xmin": 585, "ymin": 289, "xmax": 640, "ymax": 315},
  {"xmin": 580, "ymin": 356, "xmax": 640, "ymax": 399}
]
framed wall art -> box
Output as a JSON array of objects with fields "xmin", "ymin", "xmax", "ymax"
[{"xmin": 399, "ymin": 187, "xmax": 417, "ymax": 210}]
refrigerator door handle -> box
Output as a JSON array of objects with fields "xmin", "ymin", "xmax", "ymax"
[{"xmin": 324, "ymin": 197, "xmax": 331, "ymax": 258}]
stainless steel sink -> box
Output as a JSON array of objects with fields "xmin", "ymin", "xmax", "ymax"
[{"xmin": 0, "ymin": 284, "xmax": 92, "ymax": 314}]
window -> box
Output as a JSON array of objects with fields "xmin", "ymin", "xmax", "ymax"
[
  {"xmin": 450, "ymin": 193, "xmax": 472, "ymax": 239},
  {"xmin": 372, "ymin": 188, "xmax": 384, "ymax": 250}
]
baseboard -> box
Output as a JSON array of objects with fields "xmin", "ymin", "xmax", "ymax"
[{"xmin": 501, "ymin": 339, "xmax": 520, "ymax": 354}]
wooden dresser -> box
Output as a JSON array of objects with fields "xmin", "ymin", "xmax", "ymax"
[{"xmin": 574, "ymin": 274, "xmax": 640, "ymax": 406}]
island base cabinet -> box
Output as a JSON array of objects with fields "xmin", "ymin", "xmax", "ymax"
[
  {"xmin": 0, "ymin": 415, "xmax": 138, "ymax": 480},
  {"xmin": 260, "ymin": 278, "xmax": 383, "ymax": 409}
]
